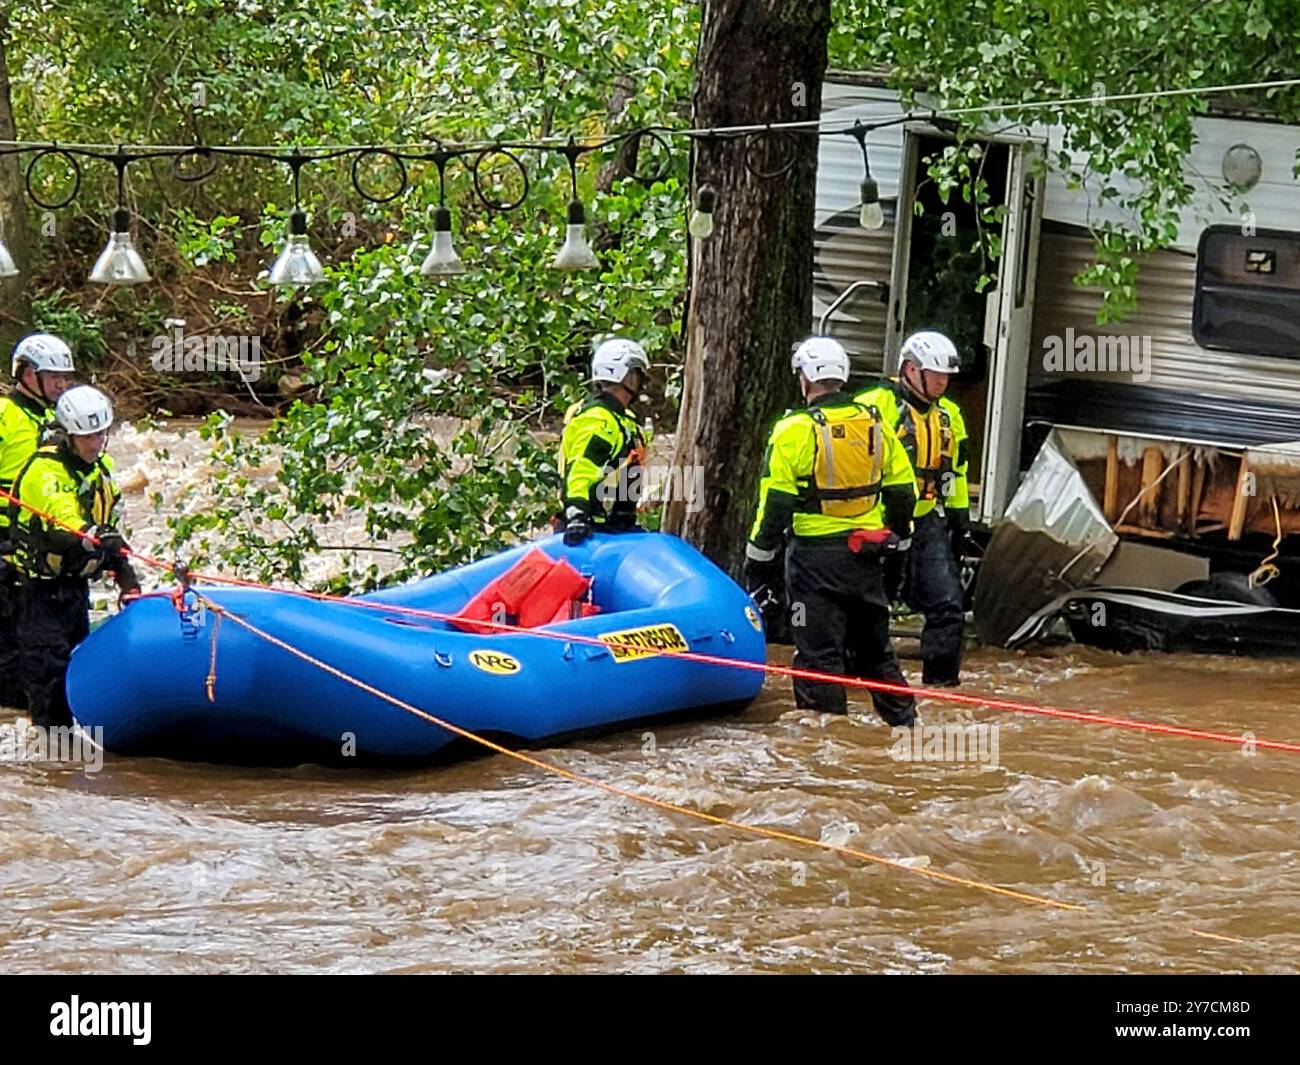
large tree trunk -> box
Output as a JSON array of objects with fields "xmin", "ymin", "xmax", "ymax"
[
  {"xmin": 0, "ymin": 12, "xmax": 32, "ymax": 352},
  {"xmin": 665, "ymin": 0, "xmax": 830, "ymax": 576}
]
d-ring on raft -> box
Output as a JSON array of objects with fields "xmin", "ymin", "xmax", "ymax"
[{"xmin": 66, "ymin": 533, "xmax": 768, "ymax": 766}]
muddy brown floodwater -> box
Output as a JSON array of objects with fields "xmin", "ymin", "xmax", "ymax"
[
  {"xmin": 2, "ymin": 643, "xmax": 1298, "ymax": 974},
  {"xmin": 1, "ymin": 422, "xmax": 1297, "ymax": 972}
]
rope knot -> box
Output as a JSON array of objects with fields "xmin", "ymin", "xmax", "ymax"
[{"xmin": 169, "ymin": 558, "xmax": 193, "ymax": 611}]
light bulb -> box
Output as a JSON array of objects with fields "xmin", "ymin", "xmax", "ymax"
[
  {"xmin": 859, "ymin": 177, "xmax": 884, "ymax": 230},
  {"xmin": 420, "ymin": 205, "xmax": 466, "ymax": 276},
  {"xmin": 268, "ymin": 208, "xmax": 325, "ymax": 287},
  {"xmin": 0, "ymin": 238, "xmax": 17, "ymax": 278},
  {"xmin": 89, "ymin": 208, "xmax": 152, "ymax": 285},
  {"xmin": 550, "ymin": 199, "xmax": 599, "ymax": 270},
  {"xmin": 688, "ymin": 184, "xmax": 717, "ymax": 240}
]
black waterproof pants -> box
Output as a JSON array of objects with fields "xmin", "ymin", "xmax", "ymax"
[
  {"xmin": 0, "ymin": 575, "xmax": 23, "ymax": 710},
  {"xmin": 15, "ymin": 579, "xmax": 89, "ymax": 728},
  {"xmin": 905, "ymin": 510, "xmax": 965, "ymax": 685},
  {"xmin": 786, "ymin": 538, "xmax": 916, "ymax": 725}
]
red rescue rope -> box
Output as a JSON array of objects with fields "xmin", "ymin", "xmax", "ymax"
[
  {"xmin": 4, "ymin": 483, "xmax": 1297, "ymax": 755},
  {"xmin": 130, "ymin": 549, "xmax": 1300, "ymax": 755}
]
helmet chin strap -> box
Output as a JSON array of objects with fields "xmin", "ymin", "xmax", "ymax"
[
  {"xmin": 901, "ymin": 362, "xmax": 935, "ymax": 404},
  {"xmin": 608, "ymin": 375, "xmax": 637, "ymax": 406},
  {"xmin": 17, "ymin": 365, "xmax": 47, "ymax": 405}
]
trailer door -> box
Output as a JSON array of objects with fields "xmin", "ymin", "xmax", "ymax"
[
  {"xmin": 883, "ymin": 130, "xmax": 920, "ymax": 367},
  {"xmin": 978, "ymin": 143, "xmax": 1044, "ymax": 524}
]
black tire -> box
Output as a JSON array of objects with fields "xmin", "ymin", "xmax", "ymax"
[{"xmin": 1174, "ymin": 572, "xmax": 1279, "ymax": 607}]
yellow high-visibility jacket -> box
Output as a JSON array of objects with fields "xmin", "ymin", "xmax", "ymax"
[
  {"xmin": 10, "ymin": 442, "xmax": 123, "ymax": 581},
  {"xmin": 854, "ymin": 379, "xmax": 968, "ymax": 520},
  {"xmin": 0, "ymin": 390, "xmax": 56, "ymax": 531},
  {"xmin": 558, "ymin": 392, "xmax": 647, "ymax": 526},
  {"xmin": 747, "ymin": 392, "xmax": 916, "ymax": 561}
]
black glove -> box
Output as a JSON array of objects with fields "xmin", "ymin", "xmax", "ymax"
[
  {"xmin": 952, "ymin": 529, "xmax": 980, "ymax": 562},
  {"xmin": 742, "ymin": 555, "xmax": 780, "ymax": 593},
  {"xmin": 945, "ymin": 507, "xmax": 974, "ymax": 561},
  {"xmin": 116, "ymin": 564, "xmax": 142, "ymax": 606},
  {"xmin": 880, "ymin": 531, "xmax": 911, "ymax": 603},
  {"xmin": 884, "ymin": 552, "xmax": 908, "ymax": 603},
  {"xmin": 742, "ymin": 556, "xmax": 783, "ymax": 629},
  {"xmin": 563, "ymin": 516, "xmax": 592, "ymax": 547},
  {"xmin": 97, "ymin": 530, "xmax": 130, "ymax": 565},
  {"xmin": 880, "ymin": 531, "xmax": 912, "ymax": 555},
  {"xmin": 945, "ymin": 508, "xmax": 979, "ymax": 562},
  {"xmin": 742, "ymin": 555, "xmax": 781, "ymax": 603}
]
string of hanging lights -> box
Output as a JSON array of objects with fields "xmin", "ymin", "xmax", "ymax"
[
  {"xmin": 0, "ymin": 115, "xmax": 908, "ymax": 288},
  {"xmin": 5, "ymin": 72, "xmax": 1294, "ymax": 287}
]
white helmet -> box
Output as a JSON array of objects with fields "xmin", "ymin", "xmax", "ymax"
[
  {"xmin": 55, "ymin": 385, "xmax": 114, "ymax": 435},
  {"xmin": 791, "ymin": 336, "xmax": 850, "ymax": 383},
  {"xmin": 591, "ymin": 338, "xmax": 649, "ymax": 385},
  {"xmin": 899, "ymin": 331, "xmax": 960, "ymax": 374},
  {"xmin": 12, "ymin": 333, "xmax": 75, "ymax": 378}
]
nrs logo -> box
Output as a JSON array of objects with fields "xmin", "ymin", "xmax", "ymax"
[{"xmin": 468, "ymin": 649, "xmax": 522, "ymax": 675}]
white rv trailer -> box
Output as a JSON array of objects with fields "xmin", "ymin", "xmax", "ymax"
[{"xmin": 813, "ymin": 74, "xmax": 1300, "ymax": 637}]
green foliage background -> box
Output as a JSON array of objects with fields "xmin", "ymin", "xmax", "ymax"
[
  {"xmin": 11, "ymin": 1, "xmax": 697, "ymax": 585},
  {"xmin": 8, "ymin": 0, "xmax": 1300, "ymax": 585}
]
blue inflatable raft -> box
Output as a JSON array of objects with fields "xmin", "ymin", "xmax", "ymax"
[{"xmin": 67, "ymin": 533, "xmax": 768, "ymax": 766}]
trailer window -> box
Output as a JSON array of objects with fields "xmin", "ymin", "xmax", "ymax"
[{"xmin": 1194, "ymin": 226, "xmax": 1300, "ymax": 358}]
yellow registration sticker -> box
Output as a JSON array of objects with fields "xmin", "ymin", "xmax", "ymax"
[
  {"xmin": 468, "ymin": 649, "xmax": 522, "ymax": 675},
  {"xmin": 598, "ymin": 623, "xmax": 688, "ymax": 663}
]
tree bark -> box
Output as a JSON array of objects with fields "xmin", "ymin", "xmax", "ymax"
[
  {"xmin": 665, "ymin": 0, "xmax": 830, "ymax": 576},
  {"xmin": 0, "ymin": 11, "xmax": 32, "ymax": 352}
]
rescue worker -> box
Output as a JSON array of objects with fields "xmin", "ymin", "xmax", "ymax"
[
  {"xmin": 855, "ymin": 330, "xmax": 973, "ymax": 687},
  {"xmin": 0, "ymin": 334, "xmax": 77, "ymax": 707},
  {"xmin": 10, "ymin": 385, "xmax": 140, "ymax": 728},
  {"xmin": 558, "ymin": 338, "xmax": 649, "ymax": 546},
  {"xmin": 743, "ymin": 336, "xmax": 917, "ymax": 725}
]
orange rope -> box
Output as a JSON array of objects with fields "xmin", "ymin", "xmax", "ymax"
[
  {"xmin": 196, "ymin": 593, "xmax": 1264, "ymax": 946},
  {"xmin": 5, "ymin": 484, "xmax": 1262, "ymax": 940},
  {"xmin": 140, "ymin": 556, "xmax": 1300, "ymax": 755},
  {"xmin": 204, "ymin": 611, "xmax": 221, "ymax": 703},
  {"xmin": 195, "ymin": 592, "xmax": 1084, "ymax": 913},
  {"xmin": 4, "ymin": 481, "xmax": 1296, "ymax": 754}
]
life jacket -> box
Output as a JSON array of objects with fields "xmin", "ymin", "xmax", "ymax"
[
  {"xmin": 0, "ymin": 390, "xmax": 56, "ymax": 526},
  {"xmin": 797, "ymin": 402, "xmax": 885, "ymax": 519},
  {"xmin": 10, "ymin": 444, "xmax": 120, "ymax": 580},
  {"xmin": 897, "ymin": 399, "xmax": 957, "ymax": 502},
  {"xmin": 559, "ymin": 395, "xmax": 647, "ymax": 519}
]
